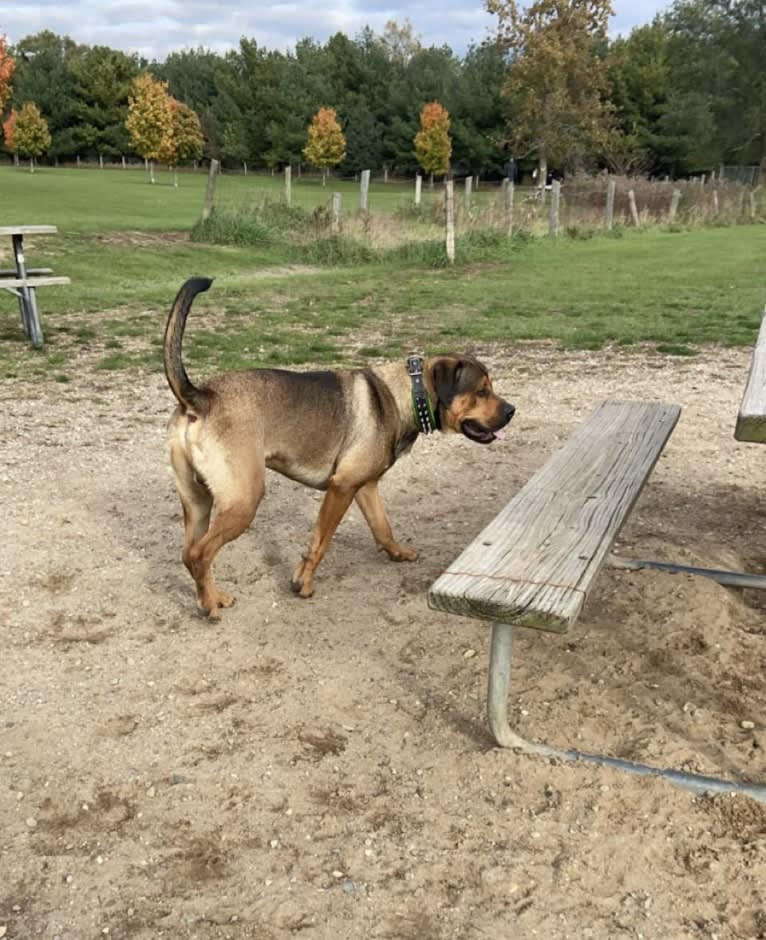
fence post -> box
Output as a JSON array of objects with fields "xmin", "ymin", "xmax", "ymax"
[
  {"xmin": 669, "ymin": 188, "xmax": 681, "ymax": 222},
  {"xmin": 548, "ymin": 180, "xmax": 560, "ymax": 237},
  {"xmin": 243, "ymin": 162, "xmax": 248, "ymax": 176},
  {"xmin": 445, "ymin": 179, "xmax": 455, "ymax": 264},
  {"xmin": 121, "ymin": 155, "xmax": 126, "ymax": 169},
  {"xmin": 285, "ymin": 165, "xmax": 292, "ymax": 207},
  {"xmin": 750, "ymin": 188, "xmax": 759, "ymax": 220},
  {"xmin": 360, "ymin": 170, "xmax": 371, "ymax": 211},
  {"xmin": 605, "ymin": 177, "xmax": 616, "ymax": 231},
  {"xmin": 712, "ymin": 190, "xmax": 719, "ymax": 217},
  {"xmin": 628, "ymin": 189, "xmax": 640, "ymax": 226},
  {"xmin": 201, "ymin": 159, "xmax": 219, "ymax": 222},
  {"xmin": 465, "ymin": 176, "xmax": 472, "ymax": 212},
  {"xmin": 415, "ymin": 174, "xmax": 422, "ymax": 207},
  {"xmin": 332, "ymin": 192, "xmax": 342, "ymax": 235},
  {"xmin": 503, "ymin": 179, "xmax": 514, "ymax": 236}
]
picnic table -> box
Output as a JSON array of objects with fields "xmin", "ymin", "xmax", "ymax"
[
  {"xmin": 0, "ymin": 225, "xmax": 70, "ymax": 349},
  {"xmin": 428, "ymin": 387, "xmax": 766, "ymax": 803}
]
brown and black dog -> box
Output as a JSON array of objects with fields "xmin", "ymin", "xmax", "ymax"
[{"xmin": 164, "ymin": 277, "xmax": 515, "ymax": 617}]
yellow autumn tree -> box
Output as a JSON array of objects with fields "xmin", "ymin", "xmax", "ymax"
[
  {"xmin": 7, "ymin": 103, "xmax": 51, "ymax": 172},
  {"xmin": 414, "ymin": 101, "xmax": 452, "ymax": 187},
  {"xmin": 303, "ymin": 107, "xmax": 346, "ymax": 185},
  {"xmin": 125, "ymin": 73, "xmax": 172, "ymax": 183},
  {"xmin": 0, "ymin": 35, "xmax": 15, "ymax": 113},
  {"xmin": 158, "ymin": 97, "xmax": 204, "ymax": 186},
  {"xmin": 488, "ymin": 0, "xmax": 616, "ymax": 183}
]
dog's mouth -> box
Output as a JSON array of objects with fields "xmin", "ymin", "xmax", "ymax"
[{"xmin": 461, "ymin": 417, "xmax": 511, "ymax": 445}]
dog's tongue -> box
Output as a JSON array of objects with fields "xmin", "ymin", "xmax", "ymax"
[{"xmin": 493, "ymin": 428, "xmax": 506, "ymax": 440}]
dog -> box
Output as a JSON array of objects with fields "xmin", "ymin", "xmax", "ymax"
[{"xmin": 164, "ymin": 277, "xmax": 515, "ymax": 617}]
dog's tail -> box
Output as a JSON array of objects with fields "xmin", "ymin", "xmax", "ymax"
[{"xmin": 164, "ymin": 277, "xmax": 214, "ymax": 413}]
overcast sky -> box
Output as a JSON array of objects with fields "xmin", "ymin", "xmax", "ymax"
[{"xmin": 2, "ymin": 1, "xmax": 670, "ymax": 62}]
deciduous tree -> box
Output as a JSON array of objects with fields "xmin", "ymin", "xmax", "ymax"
[
  {"xmin": 488, "ymin": 0, "xmax": 615, "ymax": 182},
  {"xmin": 159, "ymin": 97, "xmax": 204, "ymax": 184},
  {"xmin": 7, "ymin": 102, "xmax": 51, "ymax": 171},
  {"xmin": 0, "ymin": 34, "xmax": 15, "ymax": 113},
  {"xmin": 414, "ymin": 100, "xmax": 452, "ymax": 185},
  {"xmin": 126, "ymin": 72, "xmax": 172, "ymax": 182},
  {"xmin": 303, "ymin": 106, "xmax": 346, "ymax": 184}
]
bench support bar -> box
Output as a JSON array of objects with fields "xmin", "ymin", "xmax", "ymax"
[
  {"xmin": 607, "ymin": 555, "xmax": 766, "ymax": 591},
  {"xmin": 488, "ymin": 622, "xmax": 766, "ymax": 803}
]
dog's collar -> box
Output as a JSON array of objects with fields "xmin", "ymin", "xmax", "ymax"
[{"xmin": 407, "ymin": 356, "xmax": 438, "ymax": 434}]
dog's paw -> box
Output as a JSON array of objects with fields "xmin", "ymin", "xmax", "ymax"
[{"xmin": 387, "ymin": 544, "xmax": 418, "ymax": 562}]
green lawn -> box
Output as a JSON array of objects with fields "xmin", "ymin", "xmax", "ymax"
[{"xmin": 1, "ymin": 165, "xmax": 765, "ymax": 382}]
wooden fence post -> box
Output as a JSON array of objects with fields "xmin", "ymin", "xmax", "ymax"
[
  {"xmin": 548, "ymin": 180, "xmax": 560, "ymax": 237},
  {"xmin": 712, "ymin": 190, "xmax": 719, "ymax": 217},
  {"xmin": 605, "ymin": 177, "xmax": 616, "ymax": 231},
  {"xmin": 445, "ymin": 179, "xmax": 455, "ymax": 264},
  {"xmin": 243, "ymin": 162, "xmax": 248, "ymax": 176},
  {"xmin": 285, "ymin": 165, "xmax": 292, "ymax": 207},
  {"xmin": 415, "ymin": 174, "xmax": 422, "ymax": 207},
  {"xmin": 628, "ymin": 189, "xmax": 640, "ymax": 226},
  {"xmin": 751, "ymin": 188, "xmax": 759, "ymax": 220},
  {"xmin": 360, "ymin": 170, "xmax": 371, "ymax": 211},
  {"xmin": 201, "ymin": 159, "xmax": 219, "ymax": 221},
  {"xmin": 669, "ymin": 189, "xmax": 681, "ymax": 222},
  {"xmin": 465, "ymin": 176, "xmax": 472, "ymax": 212},
  {"xmin": 503, "ymin": 179, "xmax": 514, "ymax": 236},
  {"xmin": 331, "ymin": 192, "xmax": 342, "ymax": 235},
  {"xmin": 121, "ymin": 155, "xmax": 126, "ymax": 169}
]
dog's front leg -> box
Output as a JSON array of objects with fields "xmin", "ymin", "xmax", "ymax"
[
  {"xmin": 292, "ymin": 477, "xmax": 358, "ymax": 598},
  {"xmin": 354, "ymin": 480, "xmax": 417, "ymax": 561}
]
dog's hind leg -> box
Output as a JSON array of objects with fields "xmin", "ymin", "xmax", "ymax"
[
  {"xmin": 354, "ymin": 480, "xmax": 417, "ymax": 562},
  {"xmin": 181, "ymin": 450, "xmax": 265, "ymax": 618},
  {"xmin": 170, "ymin": 441, "xmax": 214, "ymax": 588},
  {"xmin": 291, "ymin": 474, "xmax": 359, "ymax": 598}
]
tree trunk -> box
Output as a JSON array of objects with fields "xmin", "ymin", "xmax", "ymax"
[
  {"xmin": 322, "ymin": 167, "xmax": 327, "ymax": 186},
  {"xmin": 538, "ymin": 148, "xmax": 547, "ymax": 193},
  {"xmin": 29, "ymin": 157, "xmax": 34, "ymax": 174},
  {"xmin": 149, "ymin": 160, "xmax": 155, "ymax": 184},
  {"xmin": 429, "ymin": 172, "xmax": 434, "ymax": 190}
]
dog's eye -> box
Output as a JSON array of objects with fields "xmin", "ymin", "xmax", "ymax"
[{"xmin": 477, "ymin": 389, "xmax": 489, "ymax": 398}]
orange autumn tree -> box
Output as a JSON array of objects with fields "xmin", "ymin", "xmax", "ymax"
[
  {"xmin": 303, "ymin": 107, "xmax": 346, "ymax": 185},
  {"xmin": 414, "ymin": 101, "xmax": 452, "ymax": 187},
  {"xmin": 6, "ymin": 103, "xmax": 51, "ymax": 172},
  {"xmin": 0, "ymin": 35, "xmax": 15, "ymax": 113},
  {"xmin": 3, "ymin": 108, "xmax": 16, "ymax": 152},
  {"xmin": 158, "ymin": 97, "xmax": 204, "ymax": 186},
  {"xmin": 125, "ymin": 73, "xmax": 172, "ymax": 183}
]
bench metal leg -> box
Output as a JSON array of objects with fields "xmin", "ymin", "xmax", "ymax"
[
  {"xmin": 608, "ymin": 555, "xmax": 766, "ymax": 590},
  {"xmin": 487, "ymin": 621, "xmax": 766, "ymax": 803},
  {"xmin": 12, "ymin": 233, "xmax": 44, "ymax": 348}
]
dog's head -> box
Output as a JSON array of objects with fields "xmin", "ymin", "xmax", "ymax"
[{"xmin": 427, "ymin": 355, "xmax": 515, "ymax": 444}]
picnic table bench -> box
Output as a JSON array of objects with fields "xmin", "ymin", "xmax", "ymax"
[
  {"xmin": 735, "ymin": 307, "xmax": 766, "ymax": 444},
  {"xmin": 429, "ymin": 399, "xmax": 766, "ymax": 802},
  {"xmin": 0, "ymin": 225, "xmax": 70, "ymax": 348}
]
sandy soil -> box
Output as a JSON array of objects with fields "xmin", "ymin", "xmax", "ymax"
[{"xmin": 2, "ymin": 343, "xmax": 766, "ymax": 940}]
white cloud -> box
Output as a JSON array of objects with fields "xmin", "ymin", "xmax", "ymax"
[{"xmin": 0, "ymin": 0, "xmax": 672, "ymax": 60}]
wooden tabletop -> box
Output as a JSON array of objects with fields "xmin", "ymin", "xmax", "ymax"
[{"xmin": 0, "ymin": 225, "xmax": 58, "ymax": 236}]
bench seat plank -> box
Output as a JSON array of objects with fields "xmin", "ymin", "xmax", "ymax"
[
  {"xmin": 0, "ymin": 276, "xmax": 71, "ymax": 289},
  {"xmin": 428, "ymin": 401, "xmax": 681, "ymax": 633},
  {"xmin": 735, "ymin": 310, "xmax": 766, "ymax": 443},
  {"xmin": 0, "ymin": 267, "xmax": 53, "ymax": 277}
]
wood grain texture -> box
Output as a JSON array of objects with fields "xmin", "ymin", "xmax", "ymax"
[
  {"xmin": 428, "ymin": 400, "xmax": 681, "ymax": 633},
  {"xmin": 0, "ymin": 225, "xmax": 58, "ymax": 236},
  {"xmin": 735, "ymin": 310, "xmax": 766, "ymax": 443},
  {"xmin": 0, "ymin": 276, "xmax": 70, "ymax": 289}
]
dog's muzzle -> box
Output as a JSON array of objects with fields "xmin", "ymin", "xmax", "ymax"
[{"xmin": 461, "ymin": 402, "xmax": 515, "ymax": 445}]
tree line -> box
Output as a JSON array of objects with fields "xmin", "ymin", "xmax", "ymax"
[{"xmin": 1, "ymin": 0, "xmax": 764, "ymax": 181}]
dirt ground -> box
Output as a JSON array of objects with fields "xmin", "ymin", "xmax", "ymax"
[{"xmin": 2, "ymin": 343, "xmax": 766, "ymax": 940}]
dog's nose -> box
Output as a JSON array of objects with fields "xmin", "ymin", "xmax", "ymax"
[{"xmin": 503, "ymin": 402, "xmax": 516, "ymax": 422}]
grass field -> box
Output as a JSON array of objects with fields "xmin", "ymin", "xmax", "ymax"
[{"xmin": 1, "ymin": 165, "xmax": 765, "ymax": 382}]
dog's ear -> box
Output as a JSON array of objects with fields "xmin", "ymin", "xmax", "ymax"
[{"xmin": 431, "ymin": 357, "xmax": 464, "ymax": 406}]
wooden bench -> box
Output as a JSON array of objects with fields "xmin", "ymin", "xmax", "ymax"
[
  {"xmin": 735, "ymin": 307, "xmax": 766, "ymax": 443},
  {"xmin": 429, "ymin": 400, "xmax": 766, "ymax": 802}
]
